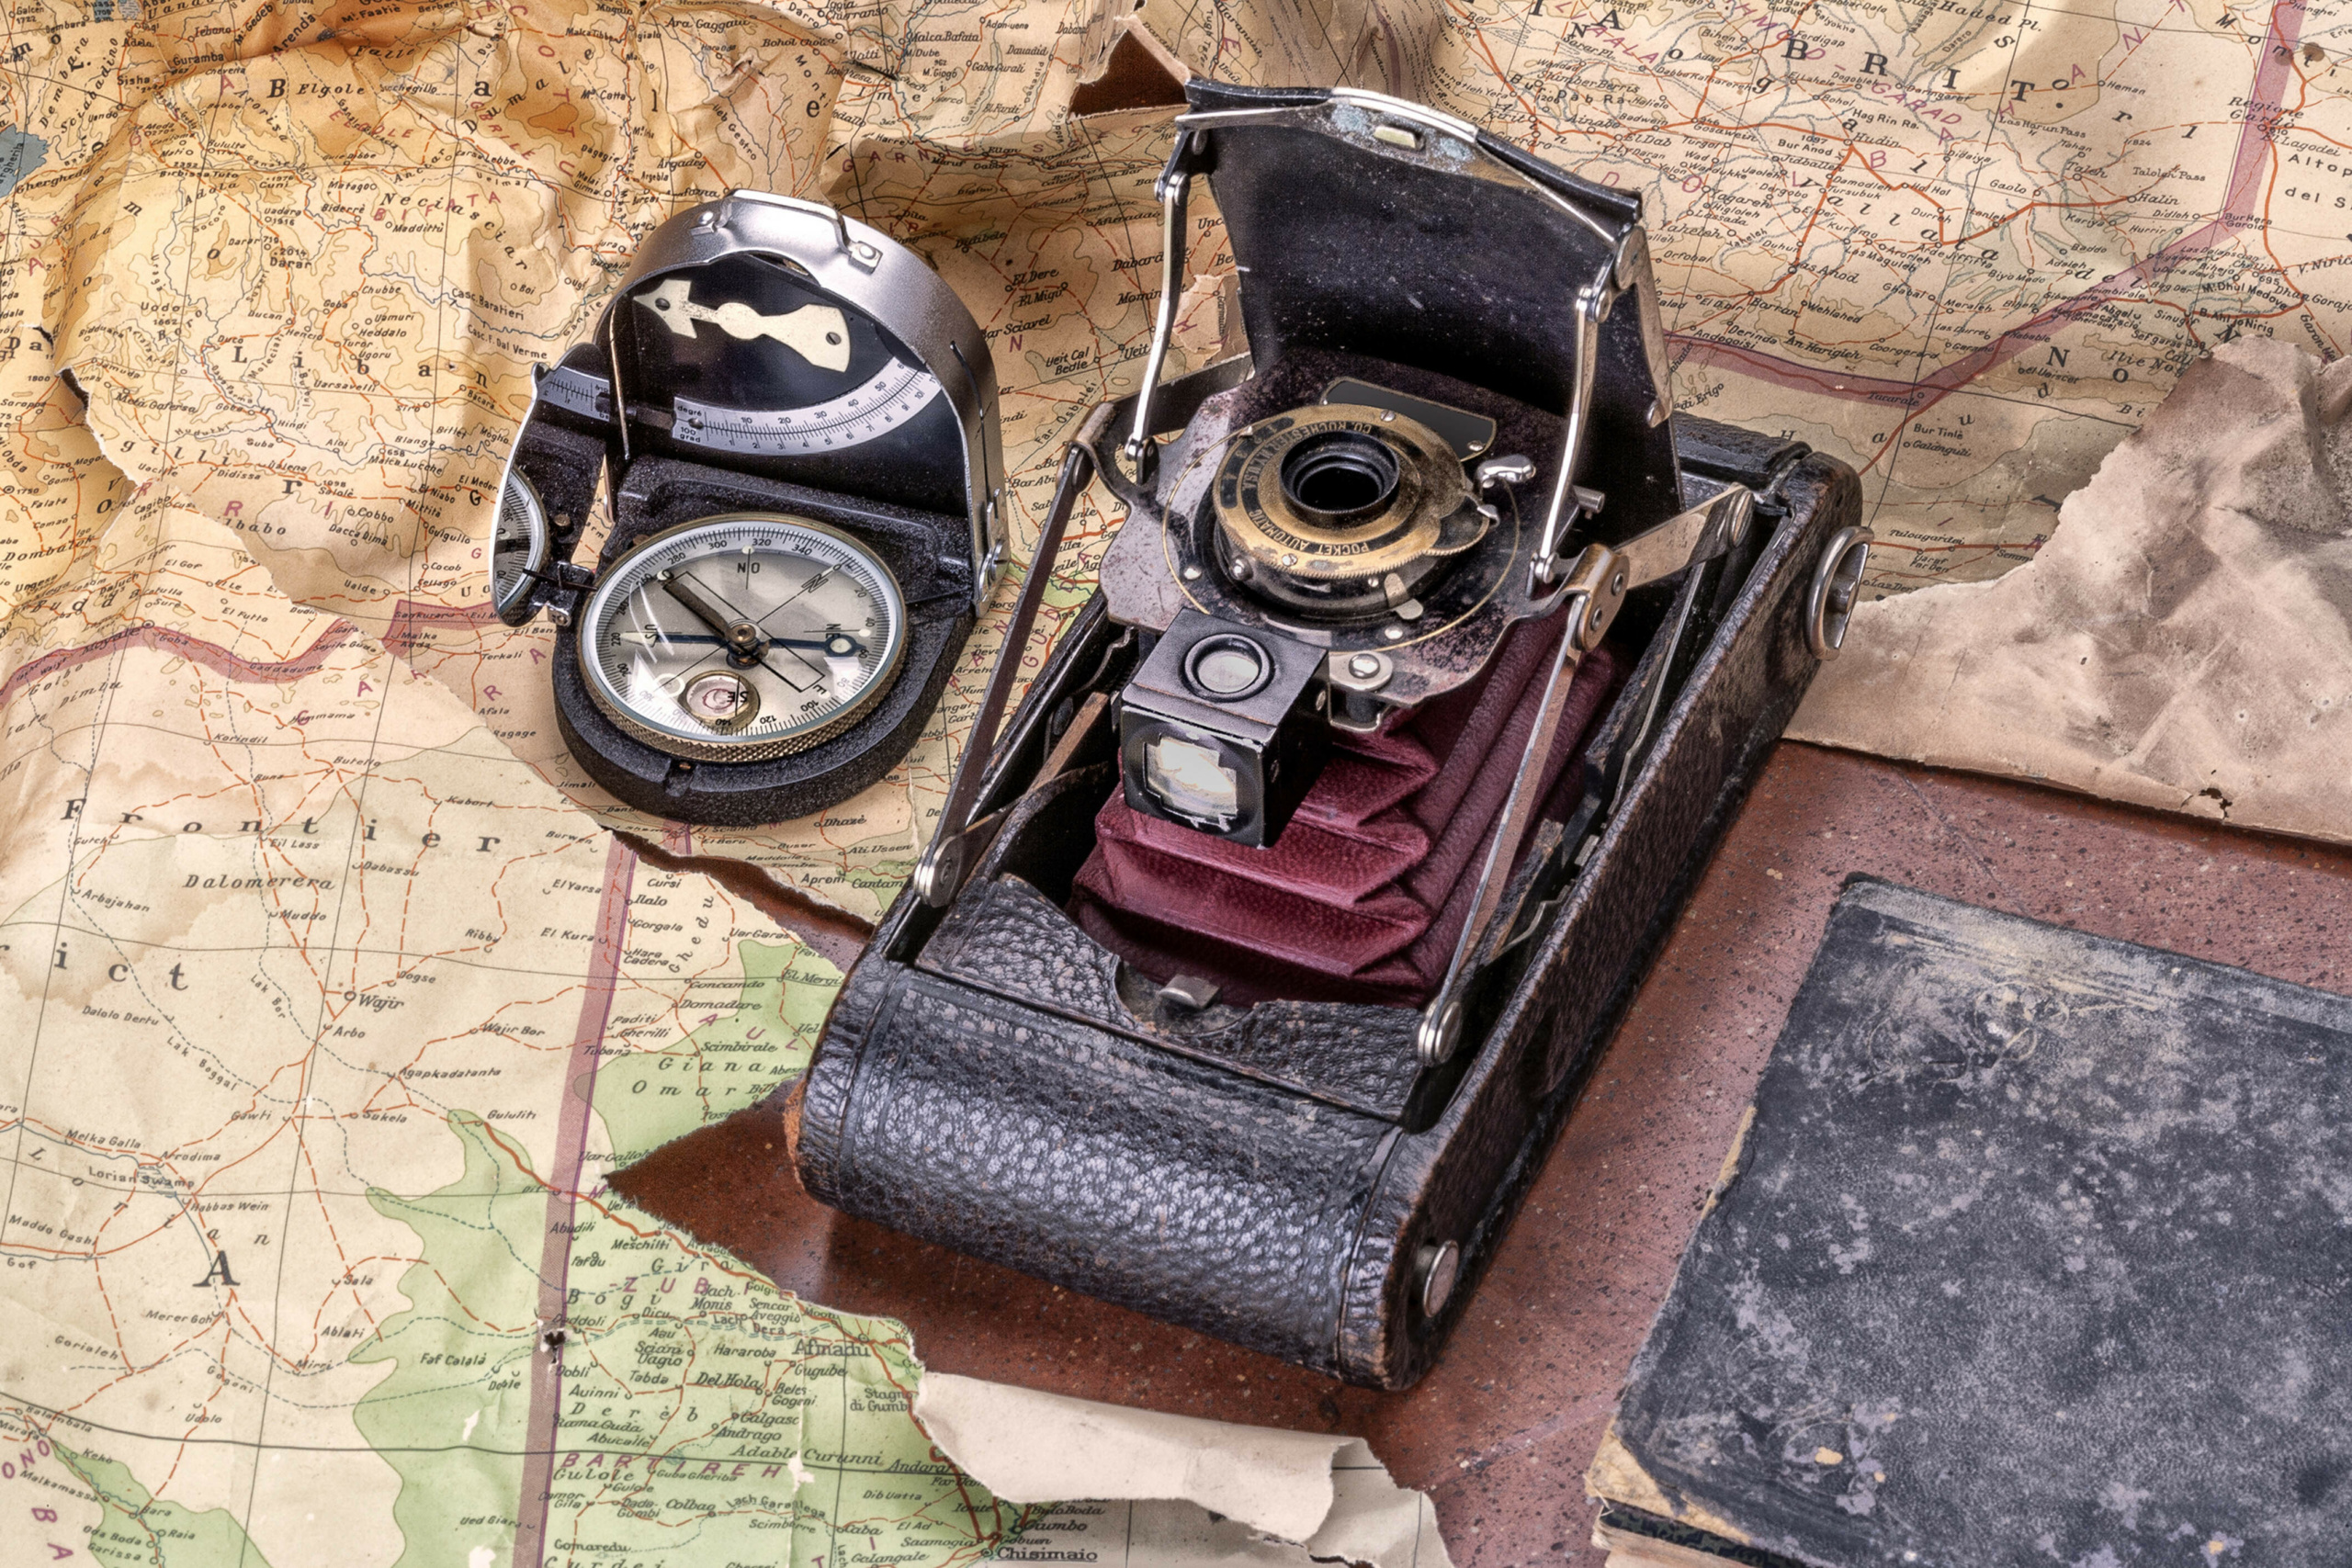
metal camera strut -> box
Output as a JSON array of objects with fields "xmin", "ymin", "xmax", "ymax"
[
  {"xmin": 1414, "ymin": 479, "xmax": 1753, "ymax": 1066},
  {"xmin": 914, "ymin": 403, "xmax": 1116, "ymax": 908}
]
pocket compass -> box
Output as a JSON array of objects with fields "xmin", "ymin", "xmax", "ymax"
[{"xmin": 486, "ymin": 190, "xmax": 1002, "ymax": 826}]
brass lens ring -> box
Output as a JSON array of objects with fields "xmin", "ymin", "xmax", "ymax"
[{"xmin": 1213, "ymin": 404, "xmax": 1485, "ymax": 617}]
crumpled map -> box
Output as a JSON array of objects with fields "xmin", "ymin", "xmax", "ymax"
[
  {"xmin": 914, "ymin": 1374, "xmax": 1452, "ymax": 1568},
  {"xmin": 1789, "ymin": 333, "xmax": 2352, "ymax": 842},
  {"xmin": 2, "ymin": 0, "xmax": 2346, "ymax": 1560}
]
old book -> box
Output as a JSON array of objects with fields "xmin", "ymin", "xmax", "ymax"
[{"xmin": 1589, "ymin": 876, "xmax": 2352, "ymax": 1567}]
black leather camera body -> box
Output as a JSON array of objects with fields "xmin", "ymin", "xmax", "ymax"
[
  {"xmin": 489, "ymin": 191, "xmax": 1003, "ymax": 826},
  {"xmin": 787, "ymin": 84, "xmax": 1870, "ymax": 1388}
]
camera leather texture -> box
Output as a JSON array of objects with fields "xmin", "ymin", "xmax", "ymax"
[{"xmin": 921, "ymin": 870, "xmax": 1427, "ymax": 1122}]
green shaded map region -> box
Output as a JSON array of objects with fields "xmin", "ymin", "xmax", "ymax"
[
  {"xmin": 344, "ymin": 1059, "xmax": 1031, "ymax": 1568},
  {"xmin": 593, "ymin": 937, "xmax": 837, "ymax": 1168},
  {"xmin": 354, "ymin": 1113, "xmax": 542, "ymax": 1568},
  {"xmin": 545, "ymin": 1215, "xmax": 1033, "ymax": 1567}
]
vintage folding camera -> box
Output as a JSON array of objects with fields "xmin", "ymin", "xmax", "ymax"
[
  {"xmin": 788, "ymin": 85, "xmax": 1871, "ymax": 1388},
  {"xmin": 487, "ymin": 191, "xmax": 1002, "ymax": 825}
]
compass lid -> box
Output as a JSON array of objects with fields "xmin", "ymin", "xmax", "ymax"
[
  {"xmin": 604, "ymin": 192, "xmax": 1002, "ymax": 604},
  {"xmin": 597, "ymin": 193, "xmax": 1002, "ymax": 593}
]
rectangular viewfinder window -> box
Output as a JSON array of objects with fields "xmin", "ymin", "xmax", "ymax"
[{"xmin": 1143, "ymin": 732, "xmax": 1239, "ymax": 828}]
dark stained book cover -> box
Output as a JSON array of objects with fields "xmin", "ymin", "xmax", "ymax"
[{"xmin": 1592, "ymin": 876, "xmax": 2352, "ymax": 1567}]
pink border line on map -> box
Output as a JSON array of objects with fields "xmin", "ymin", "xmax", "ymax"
[
  {"xmin": 0, "ymin": 592, "xmax": 498, "ymax": 719},
  {"xmin": 1672, "ymin": 0, "xmax": 2305, "ymax": 411},
  {"xmin": 381, "ymin": 596, "xmax": 499, "ymax": 655},
  {"xmin": 513, "ymin": 832, "xmax": 637, "ymax": 1568},
  {"xmin": 0, "ymin": 619, "xmax": 362, "ymax": 713}
]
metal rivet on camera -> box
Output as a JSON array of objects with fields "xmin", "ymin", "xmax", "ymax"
[
  {"xmin": 1182, "ymin": 564, "xmax": 1203, "ymax": 581},
  {"xmin": 1330, "ymin": 649, "xmax": 1393, "ymax": 694},
  {"xmin": 1417, "ymin": 996, "xmax": 1461, "ymax": 1064},
  {"xmin": 1381, "ymin": 625, "xmax": 1406, "ymax": 642},
  {"xmin": 912, "ymin": 832, "xmax": 964, "ymax": 907},
  {"xmin": 1416, "ymin": 1240, "xmax": 1461, "ymax": 1317}
]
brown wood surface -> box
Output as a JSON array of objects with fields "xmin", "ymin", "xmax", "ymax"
[{"xmin": 610, "ymin": 742, "xmax": 2352, "ymax": 1567}]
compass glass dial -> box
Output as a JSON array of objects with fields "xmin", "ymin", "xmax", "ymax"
[
  {"xmin": 577, "ymin": 513, "xmax": 907, "ymax": 763},
  {"xmin": 490, "ymin": 468, "xmax": 550, "ymax": 623}
]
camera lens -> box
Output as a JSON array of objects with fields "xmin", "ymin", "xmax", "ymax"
[
  {"xmin": 1182, "ymin": 634, "xmax": 1272, "ymax": 700},
  {"xmin": 1279, "ymin": 431, "xmax": 1401, "ymax": 525}
]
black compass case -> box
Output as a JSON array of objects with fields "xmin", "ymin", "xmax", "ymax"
[
  {"xmin": 490, "ymin": 191, "xmax": 1005, "ymax": 825},
  {"xmin": 786, "ymin": 85, "xmax": 1869, "ymax": 1389}
]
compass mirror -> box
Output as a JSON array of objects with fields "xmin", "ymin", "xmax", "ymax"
[{"xmin": 611, "ymin": 250, "xmax": 971, "ymax": 524}]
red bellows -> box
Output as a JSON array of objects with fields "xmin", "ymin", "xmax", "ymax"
[{"xmin": 1070, "ymin": 611, "xmax": 1624, "ymax": 1007}]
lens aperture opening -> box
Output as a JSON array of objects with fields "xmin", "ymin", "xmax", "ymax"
[{"xmin": 1279, "ymin": 431, "xmax": 1401, "ymax": 526}]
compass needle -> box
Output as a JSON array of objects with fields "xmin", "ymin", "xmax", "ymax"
[{"xmin": 660, "ymin": 571, "xmax": 766, "ymax": 660}]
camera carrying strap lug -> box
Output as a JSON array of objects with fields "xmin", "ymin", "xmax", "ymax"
[{"xmin": 1416, "ymin": 479, "xmax": 1755, "ymax": 1066}]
